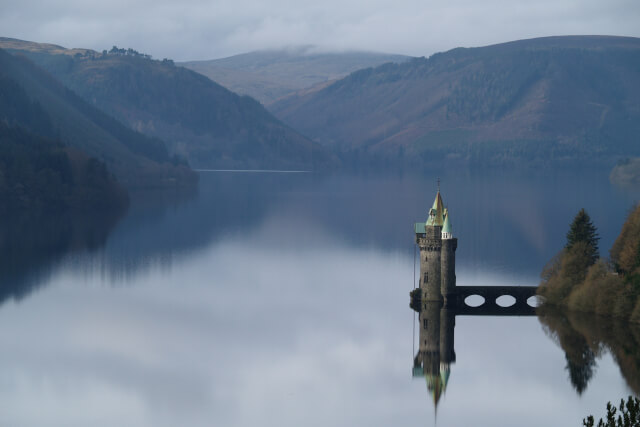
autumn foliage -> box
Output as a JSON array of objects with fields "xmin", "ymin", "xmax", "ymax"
[
  {"xmin": 611, "ymin": 205, "xmax": 640, "ymax": 284},
  {"xmin": 539, "ymin": 205, "xmax": 640, "ymax": 322}
]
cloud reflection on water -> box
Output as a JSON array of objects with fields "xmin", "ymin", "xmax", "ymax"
[
  {"xmin": 0, "ymin": 224, "xmax": 631, "ymax": 426},
  {"xmin": 0, "ymin": 171, "xmax": 638, "ymax": 426}
]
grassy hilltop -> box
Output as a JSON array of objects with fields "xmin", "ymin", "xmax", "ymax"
[{"xmin": 181, "ymin": 47, "xmax": 410, "ymax": 105}]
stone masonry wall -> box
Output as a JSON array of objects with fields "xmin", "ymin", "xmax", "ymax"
[
  {"xmin": 418, "ymin": 226, "xmax": 442, "ymax": 302},
  {"xmin": 441, "ymin": 238, "xmax": 458, "ymax": 306}
]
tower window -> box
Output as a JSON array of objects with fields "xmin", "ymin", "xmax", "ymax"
[
  {"xmin": 423, "ymin": 272, "xmax": 428, "ymax": 283},
  {"xmin": 423, "ymin": 319, "xmax": 428, "ymax": 329}
]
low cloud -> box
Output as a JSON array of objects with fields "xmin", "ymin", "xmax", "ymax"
[{"xmin": 1, "ymin": 0, "xmax": 639, "ymax": 61}]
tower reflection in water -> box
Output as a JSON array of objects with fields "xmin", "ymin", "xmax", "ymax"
[
  {"xmin": 412, "ymin": 302, "xmax": 640, "ymax": 408},
  {"xmin": 413, "ymin": 302, "xmax": 456, "ymax": 408},
  {"xmin": 410, "ymin": 186, "xmax": 537, "ymax": 408}
]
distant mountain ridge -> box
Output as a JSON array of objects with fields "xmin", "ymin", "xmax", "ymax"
[
  {"xmin": 1, "ymin": 38, "xmax": 334, "ymax": 170},
  {"xmin": 5, "ymin": 35, "xmax": 639, "ymax": 171},
  {"xmin": 270, "ymin": 36, "xmax": 640, "ymax": 167},
  {"xmin": 180, "ymin": 47, "xmax": 411, "ymax": 104}
]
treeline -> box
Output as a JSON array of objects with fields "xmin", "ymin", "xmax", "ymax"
[
  {"xmin": 62, "ymin": 46, "xmax": 177, "ymax": 67},
  {"xmin": 106, "ymin": 46, "xmax": 152, "ymax": 59},
  {"xmin": 102, "ymin": 46, "xmax": 175, "ymax": 65},
  {"xmin": 71, "ymin": 46, "xmax": 151, "ymax": 60},
  {"xmin": 538, "ymin": 205, "xmax": 640, "ymax": 321}
]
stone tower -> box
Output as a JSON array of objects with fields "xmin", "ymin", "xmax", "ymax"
[{"xmin": 415, "ymin": 188, "xmax": 458, "ymax": 306}]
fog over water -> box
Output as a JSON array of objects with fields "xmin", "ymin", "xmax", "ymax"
[{"xmin": 0, "ymin": 171, "xmax": 638, "ymax": 426}]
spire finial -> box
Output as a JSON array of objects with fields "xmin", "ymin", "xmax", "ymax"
[{"xmin": 437, "ymin": 178, "xmax": 440, "ymax": 192}]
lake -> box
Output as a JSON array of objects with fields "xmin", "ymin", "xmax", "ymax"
[{"xmin": 0, "ymin": 169, "xmax": 638, "ymax": 426}]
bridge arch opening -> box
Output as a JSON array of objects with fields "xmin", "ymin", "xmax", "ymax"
[
  {"xmin": 496, "ymin": 295, "xmax": 516, "ymax": 307},
  {"xmin": 464, "ymin": 295, "xmax": 485, "ymax": 307},
  {"xmin": 527, "ymin": 295, "xmax": 542, "ymax": 307}
]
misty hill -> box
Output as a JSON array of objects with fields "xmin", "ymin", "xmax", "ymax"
[
  {"xmin": 180, "ymin": 47, "xmax": 410, "ymax": 104},
  {"xmin": 1, "ymin": 39, "xmax": 334, "ymax": 170},
  {"xmin": 0, "ymin": 47, "xmax": 195, "ymax": 190},
  {"xmin": 270, "ymin": 36, "xmax": 640, "ymax": 168}
]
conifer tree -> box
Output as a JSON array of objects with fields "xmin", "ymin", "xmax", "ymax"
[
  {"xmin": 566, "ymin": 209, "xmax": 600, "ymax": 265},
  {"xmin": 583, "ymin": 396, "xmax": 640, "ymax": 427}
]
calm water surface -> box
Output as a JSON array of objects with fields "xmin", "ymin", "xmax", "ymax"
[{"xmin": 0, "ymin": 170, "xmax": 638, "ymax": 426}]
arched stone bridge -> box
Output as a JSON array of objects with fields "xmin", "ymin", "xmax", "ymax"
[{"xmin": 455, "ymin": 286, "xmax": 538, "ymax": 316}]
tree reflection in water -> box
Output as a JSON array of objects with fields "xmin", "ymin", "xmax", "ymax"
[
  {"xmin": 412, "ymin": 302, "xmax": 640, "ymax": 406},
  {"xmin": 538, "ymin": 306, "xmax": 640, "ymax": 395},
  {"xmin": 0, "ymin": 209, "xmax": 122, "ymax": 305}
]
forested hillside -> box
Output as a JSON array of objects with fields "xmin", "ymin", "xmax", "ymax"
[
  {"xmin": 1, "ymin": 40, "xmax": 335, "ymax": 170},
  {"xmin": 0, "ymin": 123, "xmax": 128, "ymax": 211},
  {"xmin": 270, "ymin": 36, "xmax": 640, "ymax": 168},
  {"xmin": 0, "ymin": 47, "xmax": 196, "ymax": 189},
  {"xmin": 0, "ymin": 55, "xmax": 129, "ymax": 211}
]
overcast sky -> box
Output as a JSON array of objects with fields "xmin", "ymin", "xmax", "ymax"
[{"xmin": 1, "ymin": 0, "xmax": 639, "ymax": 61}]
